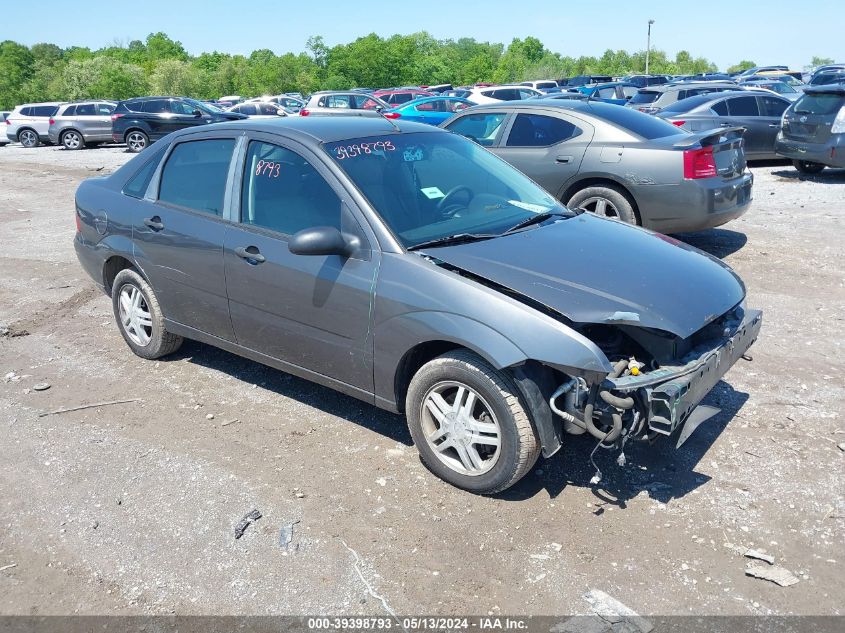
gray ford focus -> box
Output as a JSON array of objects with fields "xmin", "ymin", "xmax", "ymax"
[{"xmin": 73, "ymin": 117, "xmax": 761, "ymax": 494}]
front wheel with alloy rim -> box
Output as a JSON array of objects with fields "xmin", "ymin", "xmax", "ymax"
[
  {"xmin": 567, "ymin": 184, "xmax": 638, "ymax": 225},
  {"xmin": 111, "ymin": 269, "xmax": 183, "ymax": 359},
  {"xmin": 793, "ymin": 160, "xmax": 825, "ymax": 175},
  {"xmin": 125, "ymin": 130, "xmax": 149, "ymax": 153},
  {"xmin": 19, "ymin": 129, "xmax": 39, "ymax": 148},
  {"xmin": 61, "ymin": 130, "xmax": 85, "ymax": 150},
  {"xmin": 405, "ymin": 350, "xmax": 540, "ymax": 494}
]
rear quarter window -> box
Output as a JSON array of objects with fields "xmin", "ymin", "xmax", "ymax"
[
  {"xmin": 629, "ymin": 90, "xmax": 659, "ymax": 105},
  {"xmin": 122, "ymin": 146, "xmax": 168, "ymax": 199}
]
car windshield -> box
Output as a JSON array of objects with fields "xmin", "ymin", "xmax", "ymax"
[
  {"xmin": 187, "ymin": 99, "xmax": 223, "ymax": 114},
  {"xmin": 323, "ymin": 132, "xmax": 572, "ymax": 248}
]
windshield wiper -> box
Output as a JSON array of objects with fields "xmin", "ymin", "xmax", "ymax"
[
  {"xmin": 502, "ymin": 211, "xmax": 568, "ymax": 235},
  {"xmin": 407, "ymin": 233, "xmax": 497, "ymax": 251}
]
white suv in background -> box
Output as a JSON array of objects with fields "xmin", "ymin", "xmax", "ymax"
[
  {"xmin": 467, "ymin": 85, "xmax": 543, "ymax": 105},
  {"xmin": 6, "ymin": 102, "xmax": 65, "ymax": 147},
  {"xmin": 0, "ymin": 112, "xmax": 10, "ymax": 146}
]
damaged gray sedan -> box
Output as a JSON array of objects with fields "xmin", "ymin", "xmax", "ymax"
[{"xmin": 74, "ymin": 117, "xmax": 761, "ymax": 494}]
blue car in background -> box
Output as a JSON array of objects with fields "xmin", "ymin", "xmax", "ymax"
[
  {"xmin": 383, "ymin": 96, "xmax": 476, "ymax": 125},
  {"xmin": 575, "ymin": 82, "xmax": 640, "ymax": 105}
]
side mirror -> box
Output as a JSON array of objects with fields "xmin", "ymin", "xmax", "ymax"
[
  {"xmin": 193, "ymin": 109, "xmax": 203, "ymax": 117},
  {"xmin": 289, "ymin": 226, "xmax": 358, "ymax": 257}
]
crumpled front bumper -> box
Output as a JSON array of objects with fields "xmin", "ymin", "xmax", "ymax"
[{"xmin": 605, "ymin": 308, "xmax": 763, "ymax": 444}]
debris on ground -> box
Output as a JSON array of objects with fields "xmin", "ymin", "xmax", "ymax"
[
  {"xmin": 0, "ymin": 563, "xmax": 17, "ymax": 572},
  {"xmin": 33, "ymin": 382, "xmax": 51, "ymax": 392},
  {"xmin": 234, "ymin": 509, "xmax": 262, "ymax": 540},
  {"xmin": 837, "ymin": 442, "xmax": 845, "ymax": 452},
  {"xmin": 220, "ymin": 418, "xmax": 239, "ymax": 427},
  {"xmin": 744, "ymin": 549, "xmax": 775, "ymax": 565},
  {"xmin": 745, "ymin": 563, "xmax": 800, "ymax": 587},
  {"xmin": 552, "ymin": 590, "xmax": 653, "ymax": 633},
  {"xmin": 38, "ymin": 398, "xmax": 141, "ymax": 418},
  {"xmin": 279, "ymin": 520, "xmax": 301, "ymax": 550},
  {"xmin": 4, "ymin": 372, "xmax": 20, "ymax": 383},
  {"xmin": 206, "ymin": 413, "xmax": 214, "ymax": 420}
]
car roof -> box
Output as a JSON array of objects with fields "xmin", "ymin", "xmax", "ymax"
[
  {"xmin": 466, "ymin": 99, "xmax": 634, "ymax": 116},
  {"xmin": 804, "ymin": 84, "xmax": 845, "ymax": 95},
  {"xmin": 177, "ymin": 116, "xmax": 445, "ymax": 144},
  {"xmin": 649, "ymin": 81, "xmax": 736, "ymax": 92}
]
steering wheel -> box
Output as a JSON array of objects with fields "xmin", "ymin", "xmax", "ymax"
[{"xmin": 437, "ymin": 185, "xmax": 475, "ymax": 217}]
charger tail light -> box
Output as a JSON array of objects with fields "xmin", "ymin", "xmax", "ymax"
[
  {"xmin": 111, "ymin": 113, "xmax": 124, "ymax": 122},
  {"xmin": 299, "ymin": 109, "xmax": 310, "ymax": 116},
  {"xmin": 382, "ymin": 112, "xmax": 401, "ymax": 119},
  {"xmin": 683, "ymin": 146, "xmax": 717, "ymax": 179}
]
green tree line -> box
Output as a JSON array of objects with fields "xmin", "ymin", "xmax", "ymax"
[{"xmin": 0, "ymin": 31, "xmax": 773, "ymax": 110}]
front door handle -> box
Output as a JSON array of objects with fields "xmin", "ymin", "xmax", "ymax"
[
  {"xmin": 556, "ymin": 155, "xmax": 573, "ymax": 164},
  {"xmin": 234, "ymin": 246, "xmax": 266, "ymax": 264},
  {"xmin": 143, "ymin": 216, "xmax": 164, "ymax": 231},
  {"xmin": 768, "ymin": 124, "xmax": 779, "ymax": 128}
]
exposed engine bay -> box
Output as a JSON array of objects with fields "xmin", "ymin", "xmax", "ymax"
[{"xmin": 548, "ymin": 302, "xmax": 762, "ymax": 482}]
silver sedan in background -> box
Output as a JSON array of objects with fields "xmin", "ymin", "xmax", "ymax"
[{"xmin": 442, "ymin": 100, "xmax": 753, "ymax": 234}]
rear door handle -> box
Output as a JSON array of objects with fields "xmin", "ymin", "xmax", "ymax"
[
  {"xmin": 234, "ymin": 246, "xmax": 266, "ymax": 264},
  {"xmin": 556, "ymin": 155, "xmax": 573, "ymax": 164},
  {"xmin": 143, "ymin": 216, "xmax": 164, "ymax": 231},
  {"xmin": 768, "ymin": 124, "xmax": 779, "ymax": 128}
]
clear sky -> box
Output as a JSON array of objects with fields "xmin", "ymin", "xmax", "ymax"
[{"xmin": 4, "ymin": 0, "xmax": 843, "ymax": 70}]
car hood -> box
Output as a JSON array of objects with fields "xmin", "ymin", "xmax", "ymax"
[{"xmin": 421, "ymin": 214, "xmax": 745, "ymax": 339}]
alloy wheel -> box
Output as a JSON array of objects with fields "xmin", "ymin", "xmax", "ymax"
[
  {"xmin": 579, "ymin": 196, "xmax": 620, "ymax": 219},
  {"xmin": 20, "ymin": 130, "xmax": 37, "ymax": 148},
  {"xmin": 118, "ymin": 284, "xmax": 153, "ymax": 347},
  {"xmin": 63, "ymin": 131, "xmax": 81, "ymax": 149},
  {"xmin": 126, "ymin": 132, "xmax": 147, "ymax": 152},
  {"xmin": 420, "ymin": 381, "xmax": 502, "ymax": 476}
]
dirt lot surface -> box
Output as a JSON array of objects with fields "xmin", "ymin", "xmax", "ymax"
[{"xmin": 0, "ymin": 143, "xmax": 842, "ymax": 618}]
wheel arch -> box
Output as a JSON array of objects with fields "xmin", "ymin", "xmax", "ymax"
[{"xmin": 103, "ymin": 253, "xmax": 145, "ymax": 294}]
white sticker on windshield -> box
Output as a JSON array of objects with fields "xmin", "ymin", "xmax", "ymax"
[
  {"xmin": 508, "ymin": 200, "xmax": 550, "ymax": 213},
  {"xmin": 421, "ymin": 187, "xmax": 445, "ymax": 199}
]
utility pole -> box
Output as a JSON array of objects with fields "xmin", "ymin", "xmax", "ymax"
[{"xmin": 646, "ymin": 19, "xmax": 655, "ymax": 75}]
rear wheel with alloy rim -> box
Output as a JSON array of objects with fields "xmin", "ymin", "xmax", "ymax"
[
  {"xmin": 111, "ymin": 268, "xmax": 182, "ymax": 359},
  {"xmin": 406, "ymin": 350, "xmax": 540, "ymax": 494},
  {"xmin": 567, "ymin": 184, "xmax": 638, "ymax": 224},
  {"xmin": 61, "ymin": 130, "xmax": 85, "ymax": 150},
  {"xmin": 125, "ymin": 130, "xmax": 149, "ymax": 153},
  {"xmin": 19, "ymin": 129, "xmax": 39, "ymax": 148}
]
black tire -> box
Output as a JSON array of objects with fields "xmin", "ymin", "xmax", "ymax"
[
  {"xmin": 568, "ymin": 184, "xmax": 638, "ymax": 225},
  {"xmin": 111, "ymin": 269, "xmax": 183, "ymax": 360},
  {"xmin": 792, "ymin": 160, "xmax": 825, "ymax": 175},
  {"xmin": 125, "ymin": 130, "xmax": 149, "ymax": 153},
  {"xmin": 405, "ymin": 350, "xmax": 540, "ymax": 494},
  {"xmin": 18, "ymin": 128, "xmax": 39, "ymax": 148},
  {"xmin": 61, "ymin": 129, "xmax": 85, "ymax": 150}
]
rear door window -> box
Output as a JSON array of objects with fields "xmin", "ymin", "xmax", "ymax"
[
  {"xmin": 355, "ymin": 96, "xmax": 383, "ymax": 110},
  {"xmin": 32, "ymin": 106, "xmax": 58, "ymax": 117},
  {"xmin": 712, "ymin": 100, "xmax": 729, "ymax": 116},
  {"xmin": 505, "ymin": 114, "xmax": 580, "ymax": 146},
  {"xmin": 445, "ymin": 112, "xmax": 508, "ymax": 146},
  {"xmin": 158, "ymin": 139, "xmax": 235, "ymax": 215},
  {"xmin": 142, "ymin": 100, "xmax": 170, "ymax": 114},
  {"xmin": 727, "ymin": 96, "xmax": 760, "ymax": 116},
  {"xmin": 492, "ymin": 89, "xmax": 520, "ymax": 101},
  {"xmin": 629, "ymin": 90, "xmax": 659, "ymax": 105},
  {"xmin": 238, "ymin": 104, "xmax": 257, "ymax": 115},
  {"xmin": 76, "ymin": 104, "xmax": 95, "ymax": 116},
  {"xmin": 392, "ymin": 93, "xmax": 413, "ymax": 104},
  {"xmin": 760, "ymin": 97, "xmax": 788, "ymax": 117}
]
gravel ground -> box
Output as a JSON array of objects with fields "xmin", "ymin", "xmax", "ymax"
[{"xmin": 0, "ymin": 142, "xmax": 842, "ymax": 618}]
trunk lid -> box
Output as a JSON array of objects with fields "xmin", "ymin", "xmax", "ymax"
[
  {"xmin": 670, "ymin": 127, "xmax": 747, "ymax": 179},
  {"xmin": 783, "ymin": 88, "xmax": 845, "ymax": 143},
  {"xmin": 422, "ymin": 214, "xmax": 745, "ymax": 339}
]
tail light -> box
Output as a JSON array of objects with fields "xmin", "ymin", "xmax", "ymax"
[
  {"xmin": 382, "ymin": 112, "xmax": 401, "ymax": 119},
  {"xmin": 4, "ymin": 119, "xmax": 10, "ymax": 125},
  {"xmin": 49, "ymin": 118, "xmax": 55, "ymax": 125},
  {"xmin": 683, "ymin": 146, "xmax": 717, "ymax": 179},
  {"xmin": 832, "ymin": 105, "xmax": 845, "ymax": 133},
  {"xmin": 299, "ymin": 109, "xmax": 310, "ymax": 116},
  {"xmin": 111, "ymin": 113, "xmax": 124, "ymax": 122},
  {"xmin": 75, "ymin": 210, "xmax": 81, "ymax": 233},
  {"xmin": 671, "ymin": 120, "xmax": 686, "ymax": 127}
]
